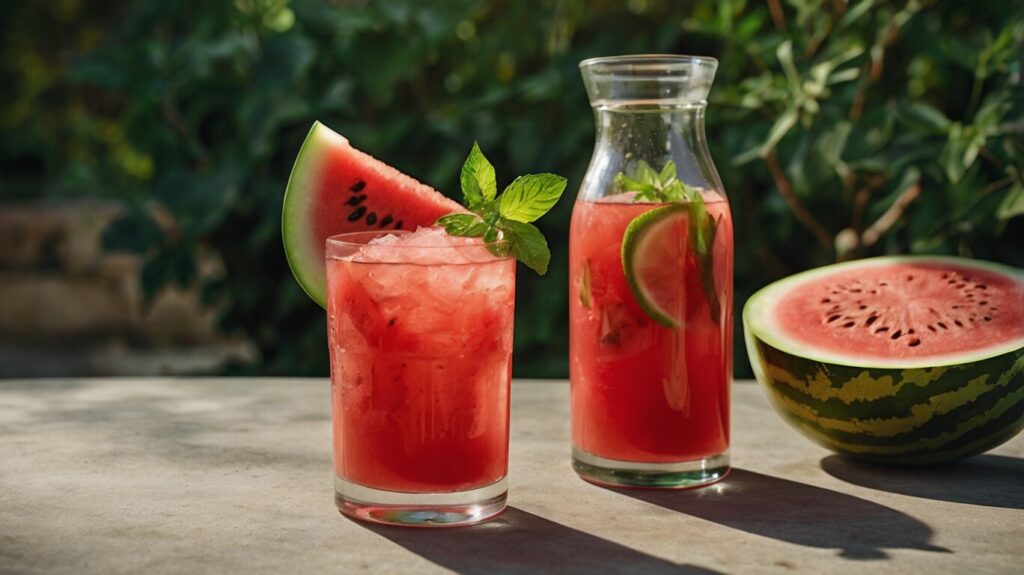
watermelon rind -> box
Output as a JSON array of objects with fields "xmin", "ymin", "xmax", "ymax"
[
  {"xmin": 281, "ymin": 122, "xmax": 462, "ymax": 309},
  {"xmin": 743, "ymin": 256, "xmax": 1024, "ymax": 464},
  {"xmin": 282, "ymin": 122, "xmax": 345, "ymax": 308}
]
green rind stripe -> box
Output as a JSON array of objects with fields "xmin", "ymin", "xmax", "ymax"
[
  {"xmin": 758, "ymin": 342, "xmax": 1019, "ymax": 418},
  {"xmin": 771, "ymin": 373, "xmax": 1023, "ymax": 448},
  {"xmin": 749, "ymin": 333, "xmax": 1024, "ymax": 463},
  {"xmin": 760, "ymin": 348, "xmax": 1023, "ymax": 439},
  {"xmin": 767, "ymin": 368, "xmax": 1023, "ymax": 455},
  {"xmin": 819, "ymin": 399, "xmax": 1024, "ymax": 464}
]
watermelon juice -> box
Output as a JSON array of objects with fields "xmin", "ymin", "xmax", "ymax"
[
  {"xmin": 325, "ymin": 228, "xmax": 514, "ymax": 526},
  {"xmin": 569, "ymin": 195, "xmax": 733, "ymax": 484}
]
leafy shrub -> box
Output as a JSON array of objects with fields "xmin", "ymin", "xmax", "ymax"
[{"xmin": 3, "ymin": 0, "xmax": 1021, "ymax": 376}]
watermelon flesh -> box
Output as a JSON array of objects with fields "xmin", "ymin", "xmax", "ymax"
[
  {"xmin": 282, "ymin": 122, "xmax": 464, "ymax": 307},
  {"xmin": 767, "ymin": 259, "xmax": 1024, "ymax": 367},
  {"xmin": 744, "ymin": 256, "xmax": 1024, "ymax": 464}
]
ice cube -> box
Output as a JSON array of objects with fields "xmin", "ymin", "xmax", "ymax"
[{"xmin": 353, "ymin": 226, "xmax": 498, "ymax": 265}]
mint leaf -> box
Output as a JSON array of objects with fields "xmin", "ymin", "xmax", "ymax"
[
  {"xmin": 498, "ymin": 219, "xmax": 550, "ymax": 275},
  {"xmin": 635, "ymin": 160, "xmax": 659, "ymax": 186},
  {"xmin": 437, "ymin": 213, "xmax": 487, "ymax": 237},
  {"xmin": 498, "ymin": 174, "xmax": 567, "ymax": 223},
  {"xmin": 438, "ymin": 143, "xmax": 565, "ymax": 275},
  {"xmin": 659, "ymin": 160, "xmax": 677, "ymax": 183},
  {"xmin": 615, "ymin": 172, "xmax": 651, "ymax": 193},
  {"xmin": 459, "ymin": 141, "xmax": 497, "ymax": 209}
]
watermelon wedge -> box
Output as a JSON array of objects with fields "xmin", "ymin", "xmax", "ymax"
[
  {"xmin": 282, "ymin": 122, "xmax": 464, "ymax": 307},
  {"xmin": 744, "ymin": 256, "xmax": 1024, "ymax": 464}
]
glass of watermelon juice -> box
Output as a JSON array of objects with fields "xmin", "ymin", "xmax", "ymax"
[
  {"xmin": 325, "ymin": 227, "xmax": 515, "ymax": 527},
  {"xmin": 569, "ymin": 55, "xmax": 733, "ymax": 488}
]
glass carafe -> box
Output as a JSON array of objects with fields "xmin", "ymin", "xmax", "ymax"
[{"xmin": 569, "ymin": 55, "xmax": 733, "ymax": 488}]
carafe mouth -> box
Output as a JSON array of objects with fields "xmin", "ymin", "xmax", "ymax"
[{"xmin": 579, "ymin": 54, "xmax": 718, "ymax": 108}]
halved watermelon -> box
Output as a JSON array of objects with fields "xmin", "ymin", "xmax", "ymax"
[
  {"xmin": 282, "ymin": 122, "xmax": 465, "ymax": 307},
  {"xmin": 744, "ymin": 256, "xmax": 1024, "ymax": 464}
]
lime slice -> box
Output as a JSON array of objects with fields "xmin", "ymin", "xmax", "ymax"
[{"xmin": 622, "ymin": 204, "xmax": 690, "ymax": 328}]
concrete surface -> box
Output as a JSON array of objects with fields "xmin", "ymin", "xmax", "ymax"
[{"xmin": 0, "ymin": 378, "xmax": 1021, "ymax": 574}]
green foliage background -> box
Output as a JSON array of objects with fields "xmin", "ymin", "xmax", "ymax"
[{"xmin": 3, "ymin": 0, "xmax": 1023, "ymax": 377}]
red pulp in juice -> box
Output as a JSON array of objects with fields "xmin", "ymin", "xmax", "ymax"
[
  {"xmin": 326, "ymin": 232, "xmax": 515, "ymax": 492},
  {"xmin": 569, "ymin": 197, "xmax": 733, "ymax": 463}
]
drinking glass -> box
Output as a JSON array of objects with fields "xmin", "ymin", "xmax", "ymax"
[{"xmin": 326, "ymin": 231, "xmax": 515, "ymax": 526}]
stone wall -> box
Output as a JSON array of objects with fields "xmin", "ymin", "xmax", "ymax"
[{"xmin": 0, "ymin": 201, "xmax": 256, "ymax": 377}]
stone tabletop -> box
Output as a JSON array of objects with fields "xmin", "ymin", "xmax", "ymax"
[{"xmin": 0, "ymin": 378, "xmax": 1021, "ymax": 574}]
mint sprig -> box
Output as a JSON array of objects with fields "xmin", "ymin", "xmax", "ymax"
[
  {"xmin": 617, "ymin": 160, "xmax": 721, "ymax": 323},
  {"xmin": 436, "ymin": 142, "xmax": 566, "ymax": 275}
]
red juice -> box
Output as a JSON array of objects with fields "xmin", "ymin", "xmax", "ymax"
[
  {"xmin": 569, "ymin": 195, "xmax": 733, "ymax": 465},
  {"xmin": 326, "ymin": 229, "xmax": 515, "ymax": 495}
]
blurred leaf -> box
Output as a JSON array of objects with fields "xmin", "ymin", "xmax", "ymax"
[
  {"xmin": 896, "ymin": 102, "xmax": 952, "ymax": 134},
  {"xmin": 997, "ymin": 183, "xmax": 1024, "ymax": 220}
]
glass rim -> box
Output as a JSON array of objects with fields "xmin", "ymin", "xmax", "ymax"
[
  {"xmin": 325, "ymin": 229, "xmax": 511, "ymax": 253},
  {"xmin": 579, "ymin": 54, "xmax": 718, "ymax": 73}
]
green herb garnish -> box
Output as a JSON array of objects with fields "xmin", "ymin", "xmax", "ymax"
[
  {"xmin": 616, "ymin": 160, "xmax": 722, "ymax": 323},
  {"xmin": 437, "ymin": 142, "xmax": 566, "ymax": 275}
]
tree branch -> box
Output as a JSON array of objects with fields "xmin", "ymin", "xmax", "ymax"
[
  {"xmin": 767, "ymin": 0, "xmax": 786, "ymax": 31},
  {"xmin": 860, "ymin": 183, "xmax": 921, "ymax": 248},
  {"xmin": 163, "ymin": 95, "xmax": 211, "ymax": 170},
  {"xmin": 764, "ymin": 151, "xmax": 834, "ymax": 253},
  {"xmin": 849, "ymin": 4, "xmax": 915, "ymax": 120}
]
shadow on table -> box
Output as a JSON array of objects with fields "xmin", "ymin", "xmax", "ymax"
[
  {"xmin": 610, "ymin": 468, "xmax": 950, "ymax": 560},
  {"xmin": 821, "ymin": 454, "xmax": 1024, "ymax": 510},
  {"xmin": 360, "ymin": 506, "xmax": 720, "ymax": 575}
]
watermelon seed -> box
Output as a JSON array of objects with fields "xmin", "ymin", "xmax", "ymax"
[
  {"xmin": 827, "ymin": 315, "xmax": 841, "ymax": 323},
  {"xmin": 937, "ymin": 322, "xmax": 948, "ymax": 329},
  {"xmin": 366, "ymin": 212, "xmax": 378, "ymax": 225},
  {"xmin": 984, "ymin": 316, "xmax": 992, "ymax": 321},
  {"xmin": 879, "ymin": 281, "xmax": 888, "ymax": 286},
  {"xmin": 906, "ymin": 275, "xmax": 914, "ymax": 281},
  {"xmin": 348, "ymin": 206, "xmax": 367, "ymax": 221},
  {"xmin": 395, "ymin": 220, "xmax": 404, "ymax": 229},
  {"xmin": 380, "ymin": 215, "xmax": 394, "ymax": 227},
  {"xmin": 870, "ymin": 290, "xmax": 877, "ymax": 294},
  {"xmin": 875, "ymin": 327, "xmax": 889, "ymax": 333},
  {"xmin": 908, "ymin": 329, "xmax": 915, "ymax": 334},
  {"xmin": 865, "ymin": 315, "xmax": 879, "ymax": 327},
  {"xmin": 908, "ymin": 338, "xmax": 921, "ymax": 347},
  {"xmin": 821, "ymin": 298, "xmax": 831, "ymax": 303},
  {"xmin": 927, "ymin": 325, "xmax": 936, "ymax": 332},
  {"xmin": 388, "ymin": 318, "xmax": 396, "ymax": 326},
  {"xmin": 347, "ymin": 195, "xmax": 367, "ymax": 206},
  {"xmin": 979, "ymin": 301, "xmax": 988, "ymax": 305},
  {"xmin": 842, "ymin": 321, "xmax": 855, "ymax": 328},
  {"xmin": 858, "ymin": 305, "xmax": 867, "ymax": 310},
  {"xmin": 351, "ymin": 180, "xmax": 366, "ymax": 192},
  {"xmin": 891, "ymin": 330, "xmax": 903, "ymax": 339},
  {"xmin": 952, "ymin": 305, "xmax": 959, "ymax": 309},
  {"xmin": 978, "ymin": 284, "xmax": 987, "ymax": 290},
  {"xmin": 954, "ymin": 320, "xmax": 964, "ymax": 327},
  {"xmin": 928, "ymin": 307, "xmax": 939, "ymax": 315}
]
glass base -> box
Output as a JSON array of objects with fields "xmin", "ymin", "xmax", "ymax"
[
  {"xmin": 334, "ymin": 476, "xmax": 507, "ymax": 527},
  {"xmin": 572, "ymin": 446, "xmax": 729, "ymax": 489}
]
